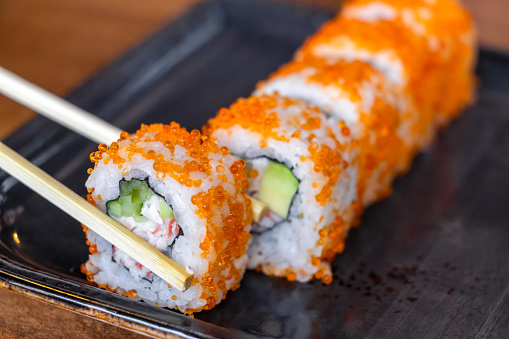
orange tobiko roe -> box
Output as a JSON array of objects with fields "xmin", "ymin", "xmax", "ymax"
[
  {"xmin": 203, "ymin": 95, "xmax": 290, "ymax": 147},
  {"xmin": 265, "ymin": 58, "xmax": 411, "ymax": 206},
  {"xmin": 205, "ymin": 94, "xmax": 351, "ymax": 284},
  {"xmin": 85, "ymin": 123, "xmax": 252, "ymax": 313},
  {"xmin": 299, "ymin": 0, "xmax": 476, "ymax": 130},
  {"xmin": 205, "ymin": 94, "xmax": 348, "ymax": 207},
  {"xmin": 307, "ymin": 60, "xmax": 411, "ymax": 204}
]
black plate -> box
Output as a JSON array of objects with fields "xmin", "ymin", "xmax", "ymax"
[{"xmin": 1, "ymin": 0, "xmax": 508, "ymax": 338}]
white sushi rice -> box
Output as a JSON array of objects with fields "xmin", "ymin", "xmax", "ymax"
[
  {"xmin": 342, "ymin": 2, "xmax": 398, "ymax": 23},
  {"xmin": 84, "ymin": 131, "xmax": 250, "ymax": 313},
  {"xmin": 210, "ymin": 95, "xmax": 358, "ymax": 282},
  {"xmin": 307, "ymin": 37, "xmax": 407, "ymax": 86},
  {"xmin": 256, "ymin": 63, "xmax": 416, "ymax": 205}
]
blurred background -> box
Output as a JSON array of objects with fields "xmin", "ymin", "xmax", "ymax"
[
  {"xmin": 0, "ymin": 0, "xmax": 508, "ymax": 337},
  {"xmin": 0, "ymin": 0, "xmax": 507, "ymax": 140}
]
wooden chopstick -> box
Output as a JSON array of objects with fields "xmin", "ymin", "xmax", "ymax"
[
  {"xmin": 0, "ymin": 66, "xmax": 121, "ymax": 145},
  {"xmin": 248, "ymin": 196, "xmax": 268, "ymax": 222},
  {"xmin": 0, "ymin": 66, "xmax": 269, "ymax": 222},
  {"xmin": 0, "ymin": 141, "xmax": 193, "ymax": 291}
]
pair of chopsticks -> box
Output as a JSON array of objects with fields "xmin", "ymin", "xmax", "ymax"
[
  {"xmin": 0, "ymin": 67, "xmax": 268, "ymax": 291},
  {"xmin": 0, "ymin": 67, "xmax": 193, "ymax": 291}
]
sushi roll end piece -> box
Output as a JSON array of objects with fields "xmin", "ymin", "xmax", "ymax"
[{"xmin": 81, "ymin": 123, "xmax": 252, "ymax": 314}]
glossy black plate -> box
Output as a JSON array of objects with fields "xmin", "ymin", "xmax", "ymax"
[{"xmin": 1, "ymin": 0, "xmax": 508, "ymax": 338}]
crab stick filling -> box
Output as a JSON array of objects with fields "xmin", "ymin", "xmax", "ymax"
[{"xmin": 106, "ymin": 179, "xmax": 182, "ymax": 280}]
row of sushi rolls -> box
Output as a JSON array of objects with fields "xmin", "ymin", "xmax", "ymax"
[{"xmin": 81, "ymin": 0, "xmax": 476, "ymax": 314}]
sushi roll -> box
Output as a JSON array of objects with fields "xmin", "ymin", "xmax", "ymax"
[
  {"xmin": 204, "ymin": 94, "xmax": 358, "ymax": 283},
  {"xmin": 81, "ymin": 123, "xmax": 252, "ymax": 313},
  {"xmin": 80, "ymin": 0, "xmax": 476, "ymax": 295},
  {"xmin": 340, "ymin": 0, "xmax": 477, "ymax": 125},
  {"xmin": 204, "ymin": 0, "xmax": 476, "ymax": 286},
  {"xmin": 256, "ymin": 58, "xmax": 413, "ymax": 205},
  {"xmin": 296, "ymin": 0, "xmax": 476, "ymax": 134},
  {"xmin": 295, "ymin": 14, "xmax": 437, "ymax": 149}
]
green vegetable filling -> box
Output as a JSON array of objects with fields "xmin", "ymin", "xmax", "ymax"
[
  {"xmin": 257, "ymin": 161, "xmax": 299, "ymax": 219},
  {"xmin": 106, "ymin": 179, "xmax": 174, "ymax": 222}
]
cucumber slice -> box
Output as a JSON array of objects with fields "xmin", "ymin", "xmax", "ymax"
[
  {"xmin": 131, "ymin": 188, "xmax": 141, "ymax": 204},
  {"xmin": 158, "ymin": 197, "xmax": 174, "ymax": 219},
  {"xmin": 142, "ymin": 186, "xmax": 154, "ymax": 200},
  {"xmin": 121, "ymin": 202, "xmax": 135, "ymax": 217},
  {"xmin": 132, "ymin": 187, "xmax": 151, "ymax": 204},
  {"xmin": 130, "ymin": 179, "xmax": 143, "ymax": 189},
  {"xmin": 106, "ymin": 200, "xmax": 122, "ymax": 218},
  {"xmin": 108, "ymin": 179, "xmax": 175, "ymax": 222},
  {"xmin": 134, "ymin": 214, "xmax": 149, "ymax": 222},
  {"xmin": 133, "ymin": 203, "xmax": 143, "ymax": 216},
  {"xmin": 119, "ymin": 181, "xmax": 130, "ymax": 196},
  {"xmin": 118, "ymin": 195, "xmax": 132, "ymax": 205},
  {"xmin": 134, "ymin": 183, "xmax": 155, "ymax": 202},
  {"xmin": 258, "ymin": 161, "xmax": 299, "ymax": 219},
  {"xmin": 119, "ymin": 179, "xmax": 146, "ymax": 197}
]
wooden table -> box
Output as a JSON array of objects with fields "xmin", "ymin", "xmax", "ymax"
[{"xmin": 0, "ymin": 0, "xmax": 507, "ymax": 337}]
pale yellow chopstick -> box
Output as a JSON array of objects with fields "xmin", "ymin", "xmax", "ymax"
[
  {"xmin": 0, "ymin": 67, "xmax": 193, "ymax": 291},
  {"xmin": 0, "ymin": 65, "xmax": 268, "ymax": 290},
  {"xmin": 0, "ymin": 141, "xmax": 193, "ymax": 291},
  {"xmin": 248, "ymin": 196, "xmax": 268, "ymax": 222},
  {"xmin": 0, "ymin": 66, "xmax": 121, "ymax": 145},
  {"xmin": 0, "ymin": 66, "xmax": 269, "ymax": 221}
]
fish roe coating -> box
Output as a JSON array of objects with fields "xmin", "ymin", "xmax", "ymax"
[
  {"xmin": 297, "ymin": 0, "xmax": 476, "ymax": 128},
  {"xmin": 259, "ymin": 58, "xmax": 412, "ymax": 205},
  {"xmin": 343, "ymin": 0, "xmax": 473, "ymax": 39},
  {"xmin": 296, "ymin": 17, "xmax": 438, "ymax": 135},
  {"xmin": 206, "ymin": 94, "xmax": 359, "ymax": 283},
  {"xmin": 304, "ymin": 60, "xmax": 412, "ymax": 203},
  {"xmin": 205, "ymin": 94, "xmax": 349, "ymax": 206},
  {"xmin": 263, "ymin": 58, "xmax": 380, "ymax": 103},
  {"xmin": 203, "ymin": 95, "xmax": 290, "ymax": 146},
  {"xmin": 84, "ymin": 123, "xmax": 252, "ymax": 313},
  {"xmin": 296, "ymin": 15, "xmax": 429, "ymax": 84}
]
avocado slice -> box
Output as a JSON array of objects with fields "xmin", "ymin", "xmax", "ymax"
[{"xmin": 258, "ymin": 161, "xmax": 299, "ymax": 219}]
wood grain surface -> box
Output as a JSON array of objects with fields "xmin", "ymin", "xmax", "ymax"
[{"xmin": 0, "ymin": 0, "xmax": 508, "ymax": 338}]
